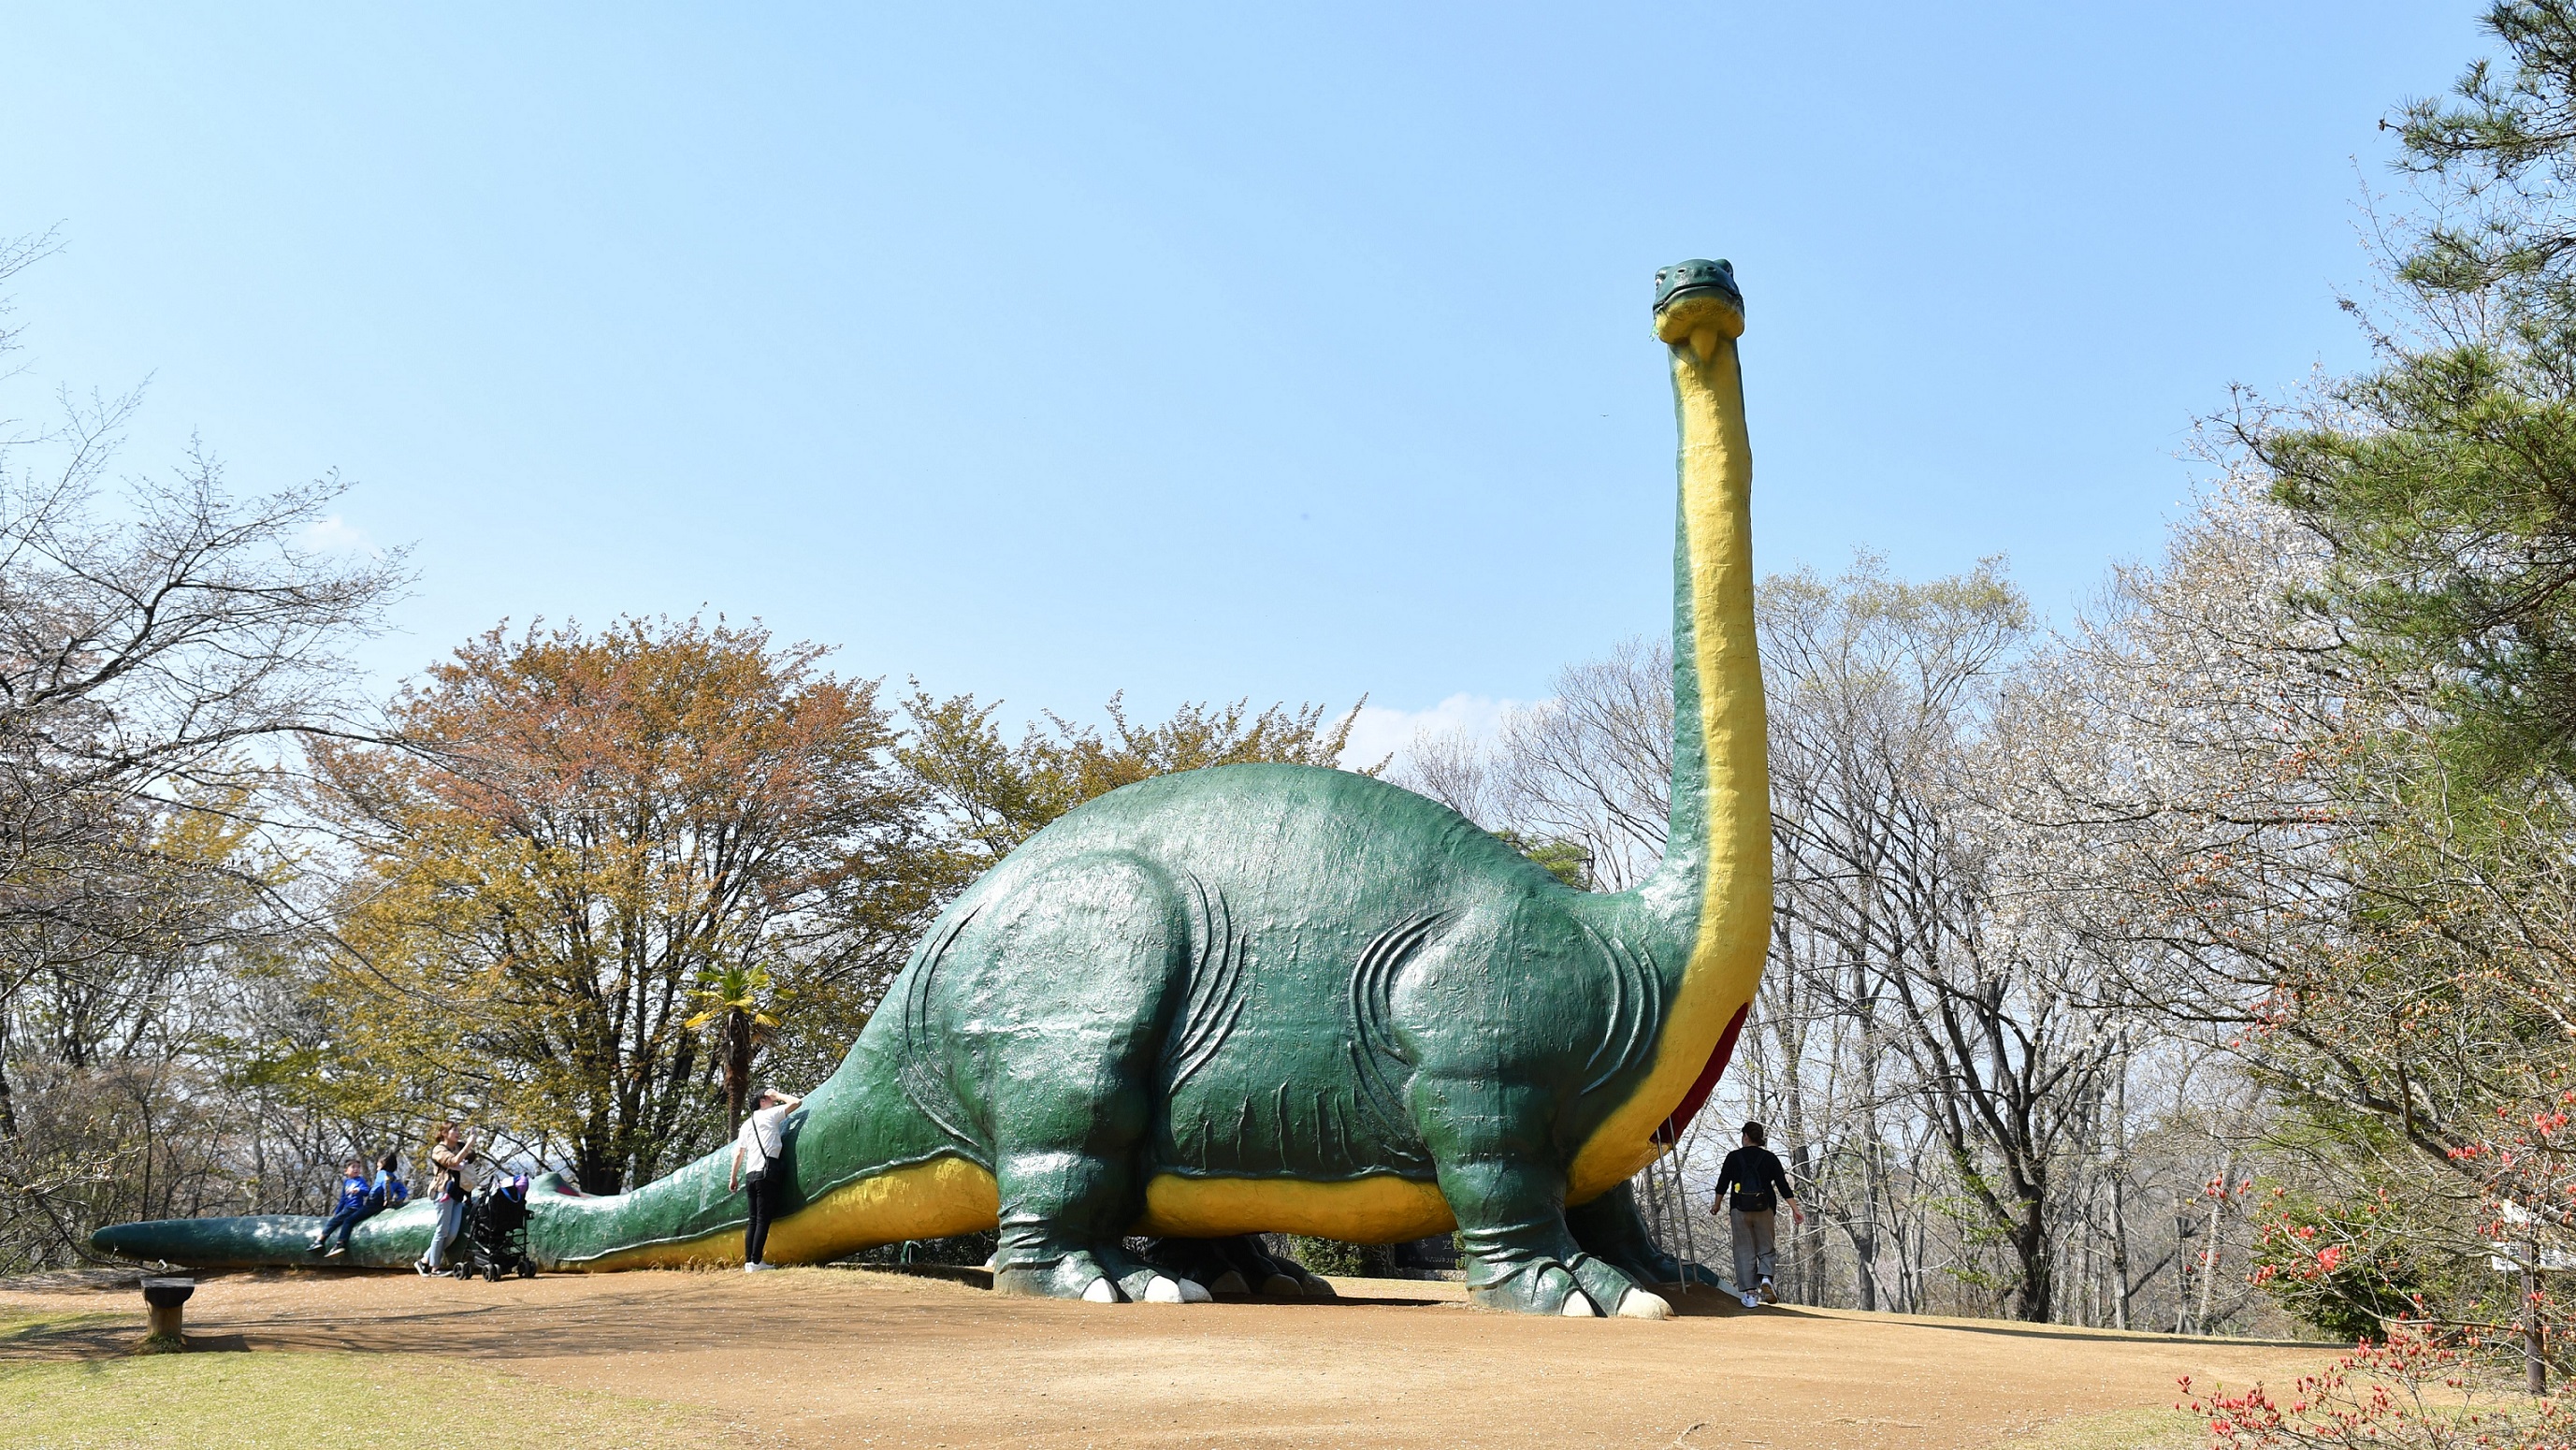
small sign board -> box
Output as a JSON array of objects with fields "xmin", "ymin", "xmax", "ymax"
[
  {"xmin": 2491, "ymin": 1202, "xmax": 2576, "ymax": 1272},
  {"xmin": 2490, "ymin": 1245, "xmax": 2576, "ymax": 1273}
]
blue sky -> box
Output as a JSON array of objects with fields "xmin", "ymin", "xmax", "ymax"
[{"xmin": 0, "ymin": 3, "xmax": 2483, "ymax": 754}]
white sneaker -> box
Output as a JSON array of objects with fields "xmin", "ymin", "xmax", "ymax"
[
  {"xmin": 744, "ymin": 1262, "xmax": 770, "ymax": 1272},
  {"xmin": 1739, "ymin": 1291, "xmax": 1759, "ymax": 1309}
]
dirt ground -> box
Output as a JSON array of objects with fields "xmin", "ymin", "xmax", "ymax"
[{"xmin": 0, "ymin": 1266, "xmax": 2337, "ymax": 1449}]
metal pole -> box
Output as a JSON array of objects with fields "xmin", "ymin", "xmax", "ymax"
[
  {"xmin": 1652, "ymin": 1127, "xmax": 1673, "ymax": 1250},
  {"xmin": 1671, "ymin": 1122, "xmax": 1702, "ymax": 1283},
  {"xmin": 2526, "ymin": 1235, "xmax": 2547, "ymax": 1398}
]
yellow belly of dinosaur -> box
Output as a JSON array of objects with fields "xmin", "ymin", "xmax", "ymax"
[
  {"xmin": 1137, "ymin": 1172, "xmax": 1454, "ymax": 1240},
  {"xmin": 570, "ymin": 1155, "xmax": 1004, "ymax": 1270},
  {"xmin": 567, "ymin": 1161, "xmax": 1462, "ymax": 1270}
]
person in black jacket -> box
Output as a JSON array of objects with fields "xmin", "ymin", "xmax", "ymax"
[{"xmin": 1712, "ymin": 1121, "xmax": 1803, "ymax": 1308}]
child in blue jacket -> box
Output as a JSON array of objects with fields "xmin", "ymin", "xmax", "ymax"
[
  {"xmin": 366, "ymin": 1152, "xmax": 410, "ymax": 1215},
  {"xmin": 311, "ymin": 1159, "xmax": 370, "ymax": 1255}
]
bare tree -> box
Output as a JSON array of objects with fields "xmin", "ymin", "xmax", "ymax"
[
  {"xmin": 1749, "ymin": 556, "xmax": 2139, "ymax": 1321},
  {"xmin": 1490, "ymin": 638, "xmax": 1673, "ymax": 890},
  {"xmin": 1393, "ymin": 638, "xmax": 1672, "ymax": 890},
  {"xmin": 0, "ymin": 231, "xmax": 407, "ymax": 1266}
]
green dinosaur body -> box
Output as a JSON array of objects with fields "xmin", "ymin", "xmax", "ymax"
[{"xmin": 93, "ymin": 259, "xmax": 1773, "ymax": 1318}]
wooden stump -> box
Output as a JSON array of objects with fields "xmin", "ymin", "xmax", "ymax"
[{"xmin": 137, "ymin": 1277, "xmax": 194, "ymax": 1354}]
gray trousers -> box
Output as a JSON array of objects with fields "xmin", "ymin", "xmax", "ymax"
[
  {"xmin": 427, "ymin": 1196, "xmax": 467, "ymax": 1269},
  {"xmin": 1730, "ymin": 1206, "xmax": 1777, "ymax": 1290}
]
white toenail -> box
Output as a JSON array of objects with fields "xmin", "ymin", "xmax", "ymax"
[
  {"xmin": 1561, "ymin": 1293, "xmax": 1599, "ymax": 1317},
  {"xmin": 1617, "ymin": 1288, "xmax": 1674, "ymax": 1320},
  {"xmin": 1082, "ymin": 1277, "xmax": 1119, "ymax": 1303},
  {"xmin": 1177, "ymin": 1278, "xmax": 1212, "ymax": 1303}
]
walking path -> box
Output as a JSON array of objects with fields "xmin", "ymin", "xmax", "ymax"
[{"xmin": 0, "ymin": 1268, "xmax": 2336, "ymax": 1448}]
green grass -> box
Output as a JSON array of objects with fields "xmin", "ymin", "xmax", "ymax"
[
  {"xmin": 0, "ymin": 1351, "xmax": 734, "ymax": 1449},
  {"xmin": 1991, "ymin": 1406, "xmax": 2202, "ymax": 1450}
]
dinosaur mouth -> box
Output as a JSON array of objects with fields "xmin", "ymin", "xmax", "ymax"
[
  {"xmin": 1653, "ymin": 258, "xmax": 1744, "ymax": 345},
  {"xmin": 1653, "ymin": 258, "xmax": 1741, "ymax": 313}
]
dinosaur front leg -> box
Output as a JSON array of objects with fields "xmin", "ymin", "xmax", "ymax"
[
  {"xmin": 1567, "ymin": 1179, "xmax": 1723, "ymax": 1291},
  {"xmin": 968, "ymin": 852, "xmax": 1212, "ymax": 1306},
  {"xmin": 987, "ymin": 1036, "xmax": 1211, "ymax": 1305},
  {"xmin": 1414, "ymin": 1077, "xmax": 1673, "ymax": 1319},
  {"xmin": 992, "ymin": 1144, "xmax": 1182, "ymax": 1302}
]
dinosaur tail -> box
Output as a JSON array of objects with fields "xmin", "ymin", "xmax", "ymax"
[
  {"xmin": 89, "ymin": 1018, "xmax": 996, "ymax": 1271},
  {"xmin": 89, "ymin": 1207, "xmax": 444, "ymax": 1269}
]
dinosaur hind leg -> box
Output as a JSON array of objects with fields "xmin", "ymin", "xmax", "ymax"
[
  {"xmin": 967, "ymin": 852, "xmax": 1211, "ymax": 1306},
  {"xmin": 1411, "ymin": 1076, "xmax": 1672, "ymax": 1320}
]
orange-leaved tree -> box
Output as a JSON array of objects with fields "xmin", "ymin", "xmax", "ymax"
[{"xmin": 308, "ymin": 617, "xmax": 938, "ymax": 1193}]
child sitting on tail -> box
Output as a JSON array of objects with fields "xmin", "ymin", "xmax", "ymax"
[{"xmin": 311, "ymin": 1159, "xmax": 370, "ymax": 1256}]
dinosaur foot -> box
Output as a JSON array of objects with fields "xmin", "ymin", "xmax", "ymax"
[
  {"xmin": 996, "ymin": 1246, "xmax": 1211, "ymax": 1305},
  {"xmin": 1197, "ymin": 1266, "xmax": 1330, "ymax": 1298},
  {"xmin": 1616, "ymin": 1288, "xmax": 1675, "ymax": 1319},
  {"xmin": 1262, "ymin": 1269, "xmax": 1336, "ymax": 1298},
  {"xmin": 1566, "ymin": 1182, "xmax": 1718, "ymax": 1300},
  {"xmin": 1137, "ymin": 1234, "xmax": 1331, "ymax": 1299},
  {"xmin": 1468, "ymin": 1251, "xmax": 1661, "ymax": 1319}
]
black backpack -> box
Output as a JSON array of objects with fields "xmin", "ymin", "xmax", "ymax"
[{"xmin": 1728, "ymin": 1153, "xmax": 1777, "ymax": 1213}]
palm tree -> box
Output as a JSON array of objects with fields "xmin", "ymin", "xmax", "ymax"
[{"xmin": 686, "ymin": 963, "xmax": 779, "ymax": 1134}]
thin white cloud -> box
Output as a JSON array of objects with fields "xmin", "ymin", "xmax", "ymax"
[
  {"xmin": 302, "ymin": 515, "xmax": 380, "ymax": 557},
  {"xmin": 1340, "ymin": 691, "xmax": 1522, "ymax": 770}
]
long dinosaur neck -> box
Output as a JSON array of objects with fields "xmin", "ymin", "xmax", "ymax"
[{"xmin": 1647, "ymin": 326, "xmax": 1764, "ymax": 935}]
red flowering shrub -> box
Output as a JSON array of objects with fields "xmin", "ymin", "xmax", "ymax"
[
  {"xmin": 2250, "ymin": 1187, "xmax": 2445, "ymax": 1344},
  {"xmin": 2184, "ymin": 1324, "xmax": 2570, "ymax": 1448}
]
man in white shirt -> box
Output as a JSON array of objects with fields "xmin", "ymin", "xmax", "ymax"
[{"xmin": 728, "ymin": 1088, "xmax": 803, "ymax": 1271}]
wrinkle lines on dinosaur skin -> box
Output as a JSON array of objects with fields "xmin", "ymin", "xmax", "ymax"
[
  {"xmin": 897, "ymin": 904, "xmax": 986, "ymax": 1157},
  {"xmin": 1576, "ymin": 922, "xmax": 1665, "ymax": 1100},
  {"xmin": 1161, "ymin": 873, "xmax": 1250, "ymax": 1095},
  {"xmin": 1348, "ymin": 911, "xmax": 1446, "ymax": 1174}
]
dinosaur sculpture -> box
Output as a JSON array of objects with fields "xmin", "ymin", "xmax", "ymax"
[{"xmin": 94, "ymin": 257, "xmax": 1772, "ymax": 1318}]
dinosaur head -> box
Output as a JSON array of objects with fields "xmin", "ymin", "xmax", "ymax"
[{"xmin": 1652, "ymin": 258, "xmax": 1744, "ymax": 354}]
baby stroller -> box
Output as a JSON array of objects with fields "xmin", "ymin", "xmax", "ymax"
[{"xmin": 462, "ymin": 1172, "xmax": 537, "ymax": 1282}]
